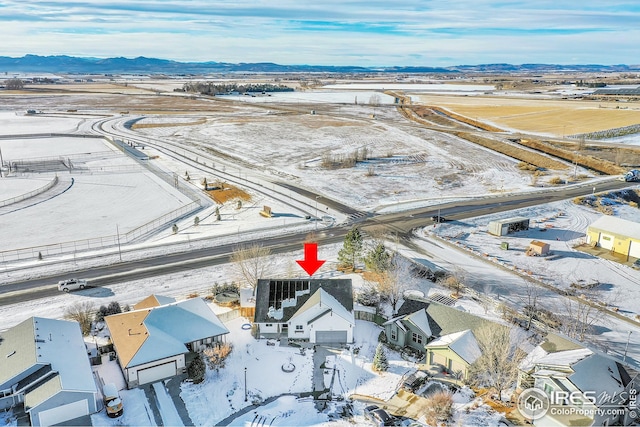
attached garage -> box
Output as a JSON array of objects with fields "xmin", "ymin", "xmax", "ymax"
[
  {"xmin": 315, "ymin": 331, "xmax": 347, "ymax": 344},
  {"xmin": 137, "ymin": 361, "xmax": 177, "ymax": 385},
  {"xmin": 430, "ymin": 352, "xmax": 447, "ymax": 366},
  {"xmin": 35, "ymin": 399, "xmax": 88, "ymax": 427}
]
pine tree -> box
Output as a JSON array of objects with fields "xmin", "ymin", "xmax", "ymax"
[
  {"xmin": 194, "ymin": 216, "xmax": 200, "ymax": 226},
  {"xmin": 372, "ymin": 343, "xmax": 389, "ymax": 373},
  {"xmin": 172, "ymin": 223, "xmax": 179, "ymax": 234},
  {"xmin": 364, "ymin": 243, "xmax": 391, "ymax": 273},
  {"xmin": 187, "ymin": 354, "xmax": 206, "ymax": 384},
  {"xmin": 337, "ymin": 227, "xmax": 363, "ymax": 270},
  {"xmin": 215, "ymin": 206, "xmax": 221, "ymax": 221}
]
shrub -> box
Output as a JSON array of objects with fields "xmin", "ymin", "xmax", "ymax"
[
  {"xmin": 203, "ymin": 343, "xmax": 233, "ymax": 371},
  {"xmin": 187, "ymin": 354, "xmax": 206, "ymax": 384},
  {"xmin": 378, "ymin": 331, "xmax": 387, "ymax": 343},
  {"xmin": 548, "ymin": 176, "xmax": 564, "ymax": 185},
  {"xmin": 355, "ymin": 287, "xmax": 380, "ymax": 307},
  {"xmin": 424, "ymin": 391, "xmax": 454, "ymax": 425}
]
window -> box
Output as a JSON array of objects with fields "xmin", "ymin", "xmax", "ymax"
[
  {"xmin": 296, "ymin": 325, "xmax": 303, "ymax": 330},
  {"xmin": 391, "ymin": 328, "xmax": 397, "ymax": 341},
  {"xmin": 265, "ymin": 324, "xmax": 273, "ymax": 327},
  {"xmin": 411, "ymin": 333, "xmax": 423, "ymax": 344}
]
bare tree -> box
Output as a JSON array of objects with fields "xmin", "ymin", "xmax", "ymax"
[
  {"xmin": 520, "ymin": 279, "xmax": 542, "ymax": 330},
  {"xmin": 64, "ymin": 301, "xmax": 94, "ymax": 336},
  {"xmin": 468, "ymin": 323, "xmax": 526, "ymax": 400},
  {"xmin": 560, "ymin": 297, "xmax": 600, "ymax": 341},
  {"xmin": 4, "ymin": 78, "xmax": 24, "ymax": 90},
  {"xmin": 438, "ymin": 266, "xmax": 466, "ymax": 298},
  {"xmin": 377, "ymin": 255, "xmax": 416, "ymax": 314},
  {"xmin": 231, "ymin": 243, "xmax": 272, "ymax": 295}
]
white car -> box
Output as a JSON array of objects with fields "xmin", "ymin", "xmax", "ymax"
[{"xmin": 57, "ymin": 278, "xmax": 88, "ymax": 292}]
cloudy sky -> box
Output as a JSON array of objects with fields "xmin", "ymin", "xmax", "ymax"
[{"xmin": 2, "ymin": 1, "xmax": 639, "ymax": 66}]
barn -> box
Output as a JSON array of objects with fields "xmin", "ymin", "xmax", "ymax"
[{"xmin": 587, "ymin": 216, "xmax": 640, "ymax": 260}]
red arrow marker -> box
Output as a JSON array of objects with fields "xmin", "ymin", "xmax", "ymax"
[{"xmin": 296, "ymin": 243, "xmax": 326, "ymax": 276}]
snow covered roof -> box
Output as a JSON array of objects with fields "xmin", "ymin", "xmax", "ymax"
[
  {"xmin": 289, "ymin": 288, "xmax": 354, "ymax": 325},
  {"xmin": 106, "ymin": 296, "xmax": 229, "ymax": 368},
  {"xmin": 254, "ymin": 279, "xmax": 353, "ymax": 324},
  {"xmin": 0, "ymin": 317, "xmax": 97, "ymax": 400},
  {"xmin": 534, "ymin": 348, "xmax": 593, "ymax": 368},
  {"xmin": 589, "ymin": 215, "xmax": 640, "ymax": 240},
  {"xmin": 133, "ymin": 294, "xmax": 176, "ymax": 310},
  {"xmin": 404, "ymin": 309, "xmax": 432, "ymax": 337},
  {"xmin": 426, "ymin": 329, "xmax": 481, "ymax": 364}
]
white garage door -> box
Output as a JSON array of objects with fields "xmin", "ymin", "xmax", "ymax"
[
  {"xmin": 137, "ymin": 361, "xmax": 177, "ymax": 385},
  {"xmin": 315, "ymin": 331, "xmax": 347, "ymax": 344},
  {"xmin": 630, "ymin": 241, "xmax": 640, "ymax": 259},
  {"xmin": 599, "ymin": 233, "xmax": 614, "ymax": 250},
  {"xmin": 37, "ymin": 399, "xmax": 88, "ymax": 427}
]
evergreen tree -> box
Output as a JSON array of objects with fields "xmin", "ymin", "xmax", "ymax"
[
  {"xmin": 215, "ymin": 206, "xmax": 221, "ymax": 221},
  {"xmin": 372, "ymin": 343, "xmax": 389, "ymax": 373},
  {"xmin": 187, "ymin": 354, "xmax": 206, "ymax": 384},
  {"xmin": 172, "ymin": 224, "xmax": 179, "ymax": 234},
  {"xmin": 337, "ymin": 227, "xmax": 363, "ymax": 270},
  {"xmin": 194, "ymin": 216, "xmax": 200, "ymax": 226},
  {"xmin": 364, "ymin": 243, "xmax": 391, "ymax": 273}
]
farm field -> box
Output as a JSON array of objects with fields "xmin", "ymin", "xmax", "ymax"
[{"xmin": 411, "ymin": 94, "xmax": 640, "ymax": 137}]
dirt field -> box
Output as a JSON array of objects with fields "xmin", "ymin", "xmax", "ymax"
[{"xmin": 412, "ymin": 94, "xmax": 640, "ymax": 136}]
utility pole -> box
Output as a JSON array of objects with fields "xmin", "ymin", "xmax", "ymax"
[
  {"xmin": 0, "ymin": 146, "xmax": 4, "ymax": 178},
  {"xmin": 116, "ymin": 224, "xmax": 123, "ymax": 262}
]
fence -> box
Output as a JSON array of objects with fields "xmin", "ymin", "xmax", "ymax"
[
  {"xmin": 0, "ymin": 176, "xmax": 58, "ymax": 207},
  {"xmin": 355, "ymin": 309, "xmax": 388, "ymax": 326},
  {"xmin": 0, "ymin": 200, "xmax": 202, "ymax": 263},
  {"xmin": 217, "ymin": 309, "xmax": 240, "ymax": 323}
]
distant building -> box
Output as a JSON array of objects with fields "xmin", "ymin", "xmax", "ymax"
[
  {"xmin": 105, "ymin": 295, "xmax": 229, "ymax": 388},
  {"xmin": 587, "ymin": 216, "xmax": 640, "ymax": 260},
  {"xmin": 0, "ymin": 317, "xmax": 98, "ymax": 427},
  {"xmin": 488, "ymin": 216, "xmax": 530, "ymax": 236}
]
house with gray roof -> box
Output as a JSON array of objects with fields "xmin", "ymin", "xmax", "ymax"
[
  {"xmin": 383, "ymin": 309, "xmax": 432, "ymax": 354},
  {"xmin": 254, "ymin": 279, "xmax": 354, "ymax": 344},
  {"xmin": 518, "ymin": 333, "xmax": 638, "ymax": 426},
  {"xmin": 105, "ymin": 295, "xmax": 229, "ymax": 388},
  {"xmin": 0, "ymin": 317, "xmax": 98, "ymax": 427}
]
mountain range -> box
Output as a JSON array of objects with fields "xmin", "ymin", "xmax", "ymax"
[{"xmin": 1, "ymin": 55, "xmax": 639, "ymax": 74}]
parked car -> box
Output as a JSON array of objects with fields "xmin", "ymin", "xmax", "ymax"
[
  {"xmin": 364, "ymin": 405, "xmax": 394, "ymax": 426},
  {"xmin": 632, "ymin": 259, "xmax": 640, "ymax": 270},
  {"xmin": 431, "ymin": 215, "xmax": 447, "ymax": 223},
  {"xmin": 103, "ymin": 383, "xmax": 124, "ymax": 418},
  {"xmin": 402, "ymin": 370, "xmax": 429, "ymax": 392},
  {"xmin": 57, "ymin": 278, "xmax": 88, "ymax": 292}
]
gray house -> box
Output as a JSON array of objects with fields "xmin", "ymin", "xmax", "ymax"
[
  {"xmin": 383, "ymin": 298, "xmax": 487, "ymax": 355},
  {"xmin": 0, "ymin": 317, "xmax": 98, "ymax": 427}
]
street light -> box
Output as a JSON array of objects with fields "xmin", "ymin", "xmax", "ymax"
[
  {"xmin": 244, "ymin": 367, "xmax": 248, "ymax": 402},
  {"xmin": 623, "ymin": 331, "xmax": 632, "ymax": 363},
  {"xmin": 315, "ymin": 196, "xmax": 320, "ymax": 231}
]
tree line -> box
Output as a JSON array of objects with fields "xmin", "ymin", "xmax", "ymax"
[{"xmin": 178, "ymin": 82, "xmax": 294, "ymax": 95}]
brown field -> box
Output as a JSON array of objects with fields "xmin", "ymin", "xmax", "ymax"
[
  {"xmin": 412, "ymin": 94, "xmax": 640, "ymax": 136},
  {"xmin": 132, "ymin": 117, "xmax": 208, "ymax": 129},
  {"xmin": 206, "ymin": 183, "xmax": 251, "ymax": 204}
]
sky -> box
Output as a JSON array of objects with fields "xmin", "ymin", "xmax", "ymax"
[{"xmin": 2, "ymin": 1, "xmax": 640, "ymax": 66}]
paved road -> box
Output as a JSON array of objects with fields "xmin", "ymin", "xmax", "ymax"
[{"xmin": 0, "ymin": 178, "xmax": 634, "ymax": 305}]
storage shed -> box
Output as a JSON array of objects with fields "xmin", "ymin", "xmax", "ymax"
[
  {"xmin": 587, "ymin": 216, "xmax": 640, "ymax": 260},
  {"xmin": 488, "ymin": 217, "xmax": 530, "ymax": 236},
  {"xmin": 527, "ymin": 240, "xmax": 550, "ymax": 256}
]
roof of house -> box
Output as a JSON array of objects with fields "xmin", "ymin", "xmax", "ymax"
[
  {"xmin": 106, "ymin": 297, "xmax": 229, "ymax": 368},
  {"xmin": 0, "ymin": 317, "xmax": 97, "ymax": 403},
  {"xmin": 540, "ymin": 333, "xmax": 585, "ymax": 353},
  {"xmin": 396, "ymin": 299, "xmax": 488, "ymax": 337},
  {"xmin": 589, "ymin": 215, "xmax": 640, "ymax": 240},
  {"xmin": 489, "ymin": 216, "xmax": 530, "ymax": 225},
  {"xmin": 134, "ymin": 294, "xmax": 176, "ymax": 310},
  {"xmin": 530, "ymin": 240, "xmax": 549, "ymax": 248},
  {"xmin": 426, "ymin": 329, "xmax": 481, "ymax": 365},
  {"xmin": 254, "ymin": 279, "xmax": 353, "ymax": 324},
  {"xmin": 289, "ymin": 288, "xmax": 354, "ymax": 325},
  {"xmin": 384, "ymin": 308, "xmax": 432, "ymax": 337}
]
